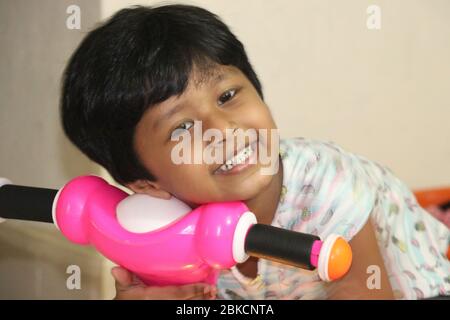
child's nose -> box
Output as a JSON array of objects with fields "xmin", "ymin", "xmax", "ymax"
[
  {"xmin": 203, "ymin": 112, "xmax": 239, "ymax": 140},
  {"xmin": 204, "ymin": 110, "xmax": 238, "ymax": 132}
]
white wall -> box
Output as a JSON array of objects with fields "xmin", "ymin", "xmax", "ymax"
[{"xmin": 101, "ymin": 0, "xmax": 450, "ymax": 189}]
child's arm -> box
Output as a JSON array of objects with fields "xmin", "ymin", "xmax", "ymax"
[{"xmin": 326, "ymin": 220, "xmax": 395, "ymax": 299}]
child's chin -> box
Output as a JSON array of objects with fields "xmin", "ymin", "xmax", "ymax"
[{"xmin": 228, "ymin": 174, "xmax": 274, "ymax": 201}]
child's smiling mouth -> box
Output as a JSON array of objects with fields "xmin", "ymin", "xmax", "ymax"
[{"xmin": 213, "ymin": 140, "xmax": 258, "ymax": 176}]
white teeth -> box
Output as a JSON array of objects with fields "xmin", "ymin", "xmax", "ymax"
[{"xmin": 218, "ymin": 145, "xmax": 253, "ymax": 172}]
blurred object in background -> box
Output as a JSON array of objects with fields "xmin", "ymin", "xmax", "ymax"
[{"xmin": 415, "ymin": 187, "xmax": 450, "ymax": 229}]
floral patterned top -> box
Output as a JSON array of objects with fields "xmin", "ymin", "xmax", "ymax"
[{"xmin": 216, "ymin": 137, "xmax": 450, "ymax": 300}]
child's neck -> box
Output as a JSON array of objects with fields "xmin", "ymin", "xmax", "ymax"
[{"xmin": 244, "ymin": 155, "xmax": 284, "ymax": 226}]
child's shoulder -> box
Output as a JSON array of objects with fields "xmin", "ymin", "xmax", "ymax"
[
  {"xmin": 276, "ymin": 136, "xmax": 379, "ymax": 240},
  {"xmin": 281, "ymin": 137, "xmax": 348, "ymax": 154},
  {"xmin": 280, "ymin": 137, "xmax": 355, "ymax": 165}
]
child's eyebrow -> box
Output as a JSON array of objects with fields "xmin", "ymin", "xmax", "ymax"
[
  {"xmin": 153, "ymin": 70, "xmax": 235, "ymax": 130},
  {"xmin": 208, "ymin": 71, "xmax": 229, "ymax": 87},
  {"xmin": 153, "ymin": 102, "xmax": 186, "ymax": 130}
]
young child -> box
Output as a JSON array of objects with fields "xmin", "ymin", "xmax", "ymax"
[{"xmin": 60, "ymin": 4, "xmax": 450, "ymax": 300}]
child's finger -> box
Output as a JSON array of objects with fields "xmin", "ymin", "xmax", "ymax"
[
  {"xmin": 111, "ymin": 266, "xmax": 134, "ymax": 289},
  {"xmin": 131, "ymin": 273, "xmax": 145, "ymax": 285},
  {"xmin": 188, "ymin": 284, "xmax": 217, "ymax": 300},
  {"xmin": 173, "ymin": 283, "xmax": 215, "ymax": 300},
  {"xmin": 144, "ymin": 283, "xmax": 216, "ymax": 300}
]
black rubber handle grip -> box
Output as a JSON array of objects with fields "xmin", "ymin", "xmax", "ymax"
[
  {"xmin": 244, "ymin": 224, "xmax": 320, "ymax": 270},
  {"xmin": 0, "ymin": 184, "xmax": 57, "ymax": 223}
]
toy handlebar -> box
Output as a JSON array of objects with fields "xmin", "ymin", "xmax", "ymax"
[{"xmin": 0, "ymin": 175, "xmax": 352, "ymax": 285}]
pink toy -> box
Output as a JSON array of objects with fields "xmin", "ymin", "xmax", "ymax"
[{"xmin": 0, "ymin": 175, "xmax": 353, "ymax": 285}]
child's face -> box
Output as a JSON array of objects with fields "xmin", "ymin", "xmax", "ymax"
[{"xmin": 131, "ymin": 64, "xmax": 279, "ymax": 205}]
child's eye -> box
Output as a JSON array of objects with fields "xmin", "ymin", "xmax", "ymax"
[
  {"xmin": 218, "ymin": 88, "xmax": 238, "ymax": 106},
  {"xmin": 170, "ymin": 121, "xmax": 194, "ymax": 140}
]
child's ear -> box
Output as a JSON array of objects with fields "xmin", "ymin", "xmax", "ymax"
[{"xmin": 126, "ymin": 179, "xmax": 172, "ymax": 200}]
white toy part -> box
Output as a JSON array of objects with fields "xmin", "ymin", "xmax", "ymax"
[
  {"xmin": 116, "ymin": 193, "xmax": 192, "ymax": 233},
  {"xmin": 232, "ymin": 211, "xmax": 257, "ymax": 263}
]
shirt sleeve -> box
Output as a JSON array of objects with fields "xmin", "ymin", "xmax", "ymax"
[{"xmin": 288, "ymin": 139, "xmax": 380, "ymax": 242}]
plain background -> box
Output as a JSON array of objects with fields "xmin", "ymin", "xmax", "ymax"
[{"xmin": 0, "ymin": 0, "xmax": 449, "ymax": 299}]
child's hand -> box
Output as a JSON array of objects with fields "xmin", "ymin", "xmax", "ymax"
[{"xmin": 111, "ymin": 266, "xmax": 217, "ymax": 300}]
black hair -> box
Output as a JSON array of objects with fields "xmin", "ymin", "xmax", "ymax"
[{"xmin": 61, "ymin": 4, "xmax": 264, "ymax": 185}]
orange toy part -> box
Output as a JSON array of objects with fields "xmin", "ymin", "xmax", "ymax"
[
  {"xmin": 327, "ymin": 237, "xmax": 353, "ymax": 281},
  {"xmin": 414, "ymin": 187, "xmax": 450, "ymax": 261},
  {"xmin": 413, "ymin": 187, "xmax": 450, "ymax": 208}
]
